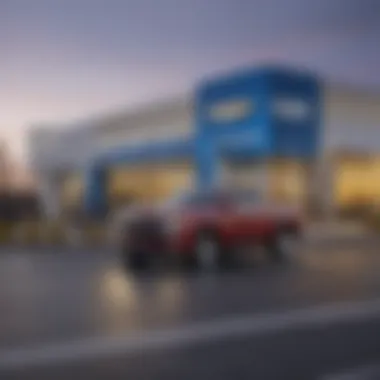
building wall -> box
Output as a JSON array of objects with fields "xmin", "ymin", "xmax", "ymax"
[
  {"xmin": 28, "ymin": 96, "xmax": 193, "ymax": 175},
  {"xmin": 29, "ymin": 96, "xmax": 193, "ymax": 216},
  {"xmin": 29, "ymin": 85, "xmax": 380, "ymax": 177},
  {"xmin": 322, "ymin": 85, "xmax": 380, "ymax": 211},
  {"xmin": 324, "ymin": 84, "xmax": 380, "ymax": 154},
  {"xmin": 28, "ymin": 81, "xmax": 380, "ymax": 217},
  {"xmin": 94, "ymin": 97, "xmax": 193, "ymax": 153}
]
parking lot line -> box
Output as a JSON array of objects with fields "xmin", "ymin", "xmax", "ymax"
[
  {"xmin": 321, "ymin": 363, "xmax": 380, "ymax": 379},
  {"xmin": 1, "ymin": 298, "xmax": 380, "ymax": 371}
]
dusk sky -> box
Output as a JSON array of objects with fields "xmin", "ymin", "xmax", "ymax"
[{"xmin": 1, "ymin": 0, "xmax": 380, "ymax": 161}]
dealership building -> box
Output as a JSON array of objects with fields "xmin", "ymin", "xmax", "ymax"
[{"xmin": 28, "ymin": 65, "xmax": 380, "ymax": 219}]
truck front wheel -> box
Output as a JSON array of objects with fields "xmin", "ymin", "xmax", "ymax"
[
  {"xmin": 267, "ymin": 230, "xmax": 298, "ymax": 263},
  {"xmin": 192, "ymin": 230, "xmax": 232, "ymax": 271}
]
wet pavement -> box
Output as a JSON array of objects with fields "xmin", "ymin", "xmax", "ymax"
[{"xmin": 0, "ymin": 243, "xmax": 380, "ymax": 379}]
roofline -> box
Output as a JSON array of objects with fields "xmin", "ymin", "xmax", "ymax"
[{"xmin": 31, "ymin": 92, "xmax": 193, "ymax": 134}]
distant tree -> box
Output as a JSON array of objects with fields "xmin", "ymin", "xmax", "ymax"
[{"xmin": 0, "ymin": 140, "xmax": 10, "ymax": 191}]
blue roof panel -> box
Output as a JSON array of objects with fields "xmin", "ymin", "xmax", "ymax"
[{"xmin": 97, "ymin": 137, "xmax": 195, "ymax": 166}]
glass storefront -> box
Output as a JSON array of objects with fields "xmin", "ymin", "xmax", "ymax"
[
  {"xmin": 334, "ymin": 154, "xmax": 380, "ymax": 211},
  {"xmin": 106, "ymin": 162, "xmax": 193, "ymax": 209},
  {"xmin": 220, "ymin": 159, "xmax": 308, "ymax": 206},
  {"xmin": 63, "ymin": 154, "xmax": 380, "ymax": 217},
  {"xmin": 60, "ymin": 172, "xmax": 84, "ymax": 211},
  {"xmin": 268, "ymin": 160, "xmax": 308, "ymax": 205}
]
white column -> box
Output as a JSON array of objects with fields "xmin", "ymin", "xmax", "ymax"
[
  {"xmin": 38, "ymin": 174, "xmax": 62, "ymax": 220},
  {"xmin": 317, "ymin": 154, "xmax": 336, "ymax": 219},
  {"xmin": 304, "ymin": 154, "xmax": 335, "ymax": 219}
]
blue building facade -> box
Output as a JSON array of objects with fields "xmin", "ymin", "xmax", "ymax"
[
  {"xmin": 194, "ymin": 66, "xmax": 321, "ymax": 187},
  {"xmin": 84, "ymin": 65, "xmax": 321, "ymax": 216}
]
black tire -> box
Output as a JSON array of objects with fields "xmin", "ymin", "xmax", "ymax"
[{"xmin": 121, "ymin": 240, "xmax": 150, "ymax": 272}]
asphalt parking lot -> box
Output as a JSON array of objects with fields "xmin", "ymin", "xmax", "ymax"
[{"xmin": 1, "ymin": 241, "xmax": 380, "ymax": 379}]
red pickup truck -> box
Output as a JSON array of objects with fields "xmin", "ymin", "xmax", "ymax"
[{"xmin": 114, "ymin": 189, "xmax": 302, "ymax": 271}]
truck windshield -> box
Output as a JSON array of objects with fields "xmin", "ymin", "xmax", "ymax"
[{"xmin": 230, "ymin": 190, "xmax": 260, "ymax": 205}]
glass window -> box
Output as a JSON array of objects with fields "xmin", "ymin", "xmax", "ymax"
[
  {"xmin": 183, "ymin": 192, "xmax": 219, "ymax": 207},
  {"xmin": 207, "ymin": 98, "xmax": 255, "ymax": 124},
  {"xmin": 164, "ymin": 189, "xmax": 259, "ymax": 209},
  {"xmin": 228, "ymin": 190, "xmax": 259, "ymax": 206}
]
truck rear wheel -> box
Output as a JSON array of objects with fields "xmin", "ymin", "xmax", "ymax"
[{"xmin": 121, "ymin": 240, "xmax": 151, "ymax": 272}]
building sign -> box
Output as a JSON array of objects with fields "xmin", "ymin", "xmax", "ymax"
[
  {"xmin": 217, "ymin": 129, "xmax": 264, "ymax": 148},
  {"xmin": 208, "ymin": 98, "xmax": 254, "ymax": 123},
  {"xmin": 273, "ymin": 98, "xmax": 311, "ymax": 122}
]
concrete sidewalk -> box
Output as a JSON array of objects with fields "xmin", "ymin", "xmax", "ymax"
[
  {"xmin": 1, "ymin": 220, "xmax": 377, "ymax": 252},
  {"xmin": 304, "ymin": 221, "xmax": 376, "ymax": 244}
]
